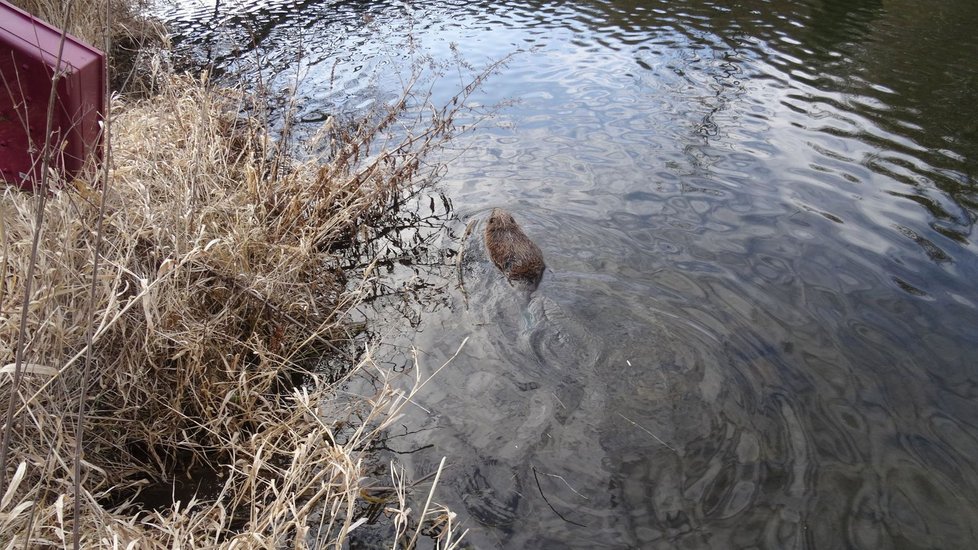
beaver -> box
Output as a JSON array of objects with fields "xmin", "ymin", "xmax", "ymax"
[{"xmin": 484, "ymin": 208, "xmax": 546, "ymax": 290}]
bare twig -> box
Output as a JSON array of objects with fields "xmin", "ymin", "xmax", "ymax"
[
  {"xmin": 72, "ymin": 1, "xmax": 114, "ymax": 547},
  {"xmin": 456, "ymin": 217, "xmax": 478, "ymax": 307},
  {"xmin": 532, "ymin": 466, "xmax": 587, "ymax": 528},
  {"xmin": 0, "ymin": 0, "xmax": 71, "ymax": 498},
  {"xmin": 616, "ymin": 412, "xmax": 678, "ymax": 453}
]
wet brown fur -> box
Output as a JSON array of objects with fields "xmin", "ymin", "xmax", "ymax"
[{"xmin": 485, "ymin": 208, "xmax": 545, "ymax": 289}]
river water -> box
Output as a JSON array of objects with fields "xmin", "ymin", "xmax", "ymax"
[{"xmin": 156, "ymin": 1, "xmax": 978, "ymax": 548}]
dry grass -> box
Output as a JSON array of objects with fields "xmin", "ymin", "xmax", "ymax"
[
  {"xmin": 10, "ymin": 0, "xmax": 145, "ymax": 44},
  {"xmin": 10, "ymin": 0, "xmax": 168, "ymax": 94},
  {"xmin": 0, "ymin": 52, "xmax": 486, "ymax": 546}
]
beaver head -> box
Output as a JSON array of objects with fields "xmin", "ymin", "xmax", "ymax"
[{"xmin": 485, "ymin": 208, "xmax": 519, "ymax": 232}]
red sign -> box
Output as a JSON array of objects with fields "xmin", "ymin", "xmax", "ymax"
[{"xmin": 0, "ymin": 0, "xmax": 105, "ymax": 191}]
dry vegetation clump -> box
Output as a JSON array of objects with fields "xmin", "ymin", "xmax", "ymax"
[
  {"xmin": 0, "ymin": 67, "xmax": 476, "ymax": 547},
  {"xmin": 10, "ymin": 0, "xmax": 168, "ymax": 94}
]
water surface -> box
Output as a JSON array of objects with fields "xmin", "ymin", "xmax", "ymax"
[{"xmin": 157, "ymin": 1, "xmax": 978, "ymax": 548}]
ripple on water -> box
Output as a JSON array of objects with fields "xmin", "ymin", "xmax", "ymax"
[{"xmin": 160, "ymin": 0, "xmax": 978, "ymax": 547}]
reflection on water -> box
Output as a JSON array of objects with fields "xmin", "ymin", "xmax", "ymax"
[{"xmin": 158, "ymin": 0, "xmax": 978, "ymax": 547}]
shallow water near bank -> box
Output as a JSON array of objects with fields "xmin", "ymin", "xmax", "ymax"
[{"xmin": 157, "ymin": 0, "xmax": 978, "ymax": 547}]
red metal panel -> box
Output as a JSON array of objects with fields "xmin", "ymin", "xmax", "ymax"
[{"xmin": 0, "ymin": 0, "xmax": 105, "ymax": 191}]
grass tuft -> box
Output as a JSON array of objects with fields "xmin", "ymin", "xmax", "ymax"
[
  {"xmin": 1, "ymin": 48, "xmax": 482, "ymax": 545},
  {"xmin": 10, "ymin": 0, "xmax": 168, "ymax": 95}
]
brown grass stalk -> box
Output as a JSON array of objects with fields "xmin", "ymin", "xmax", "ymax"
[
  {"xmin": 72, "ymin": 0, "xmax": 115, "ymax": 547},
  {"xmin": 0, "ymin": 0, "xmax": 71, "ymax": 501}
]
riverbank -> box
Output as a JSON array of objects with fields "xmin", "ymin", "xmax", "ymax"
[{"xmin": 1, "ymin": 3, "xmax": 468, "ymax": 547}]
